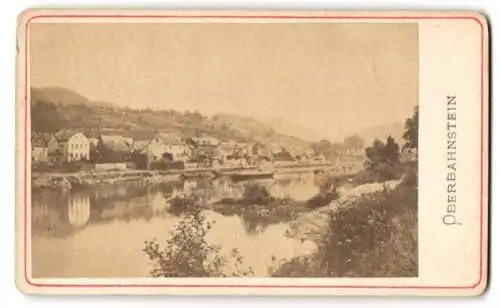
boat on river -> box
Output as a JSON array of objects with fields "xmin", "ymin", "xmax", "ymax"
[
  {"xmin": 230, "ymin": 170, "xmax": 274, "ymax": 182},
  {"xmin": 214, "ymin": 169, "xmax": 275, "ymax": 182},
  {"xmin": 179, "ymin": 172, "xmax": 214, "ymax": 181}
]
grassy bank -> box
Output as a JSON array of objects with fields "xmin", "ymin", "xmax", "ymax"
[{"xmin": 270, "ymin": 164, "xmax": 418, "ymax": 277}]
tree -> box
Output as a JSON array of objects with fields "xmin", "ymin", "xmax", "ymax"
[
  {"xmin": 365, "ymin": 139, "xmax": 385, "ymax": 166},
  {"xmin": 143, "ymin": 204, "xmax": 254, "ymax": 277},
  {"xmin": 365, "ymin": 136, "xmax": 400, "ymax": 167},
  {"xmin": 343, "ymin": 135, "xmax": 365, "ymax": 155},
  {"xmin": 403, "ymin": 106, "xmax": 418, "ymax": 152},
  {"xmin": 383, "ymin": 136, "xmax": 400, "ymax": 163}
]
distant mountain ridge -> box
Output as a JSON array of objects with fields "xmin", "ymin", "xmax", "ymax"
[
  {"xmin": 31, "ymin": 87, "xmax": 113, "ymax": 108},
  {"xmin": 30, "ymin": 86, "xmax": 407, "ymax": 150},
  {"xmin": 259, "ymin": 117, "xmax": 322, "ymax": 142},
  {"xmin": 30, "ymin": 87, "xmax": 312, "ymax": 151}
]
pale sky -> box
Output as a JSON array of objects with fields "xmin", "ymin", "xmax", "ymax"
[{"xmin": 29, "ymin": 22, "xmax": 418, "ymax": 141}]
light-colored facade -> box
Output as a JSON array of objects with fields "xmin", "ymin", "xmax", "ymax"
[
  {"xmin": 149, "ymin": 132, "xmax": 191, "ymax": 162},
  {"xmin": 54, "ymin": 130, "xmax": 90, "ymax": 161}
]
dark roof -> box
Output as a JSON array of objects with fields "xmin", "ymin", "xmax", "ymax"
[
  {"xmin": 31, "ymin": 133, "xmax": 47, "ymax": 147},
  {"xmin": 131, "ymin": 140, "xmax": 150, "ymax": 154},
  {"xmin": 100, "ymin": 135, "xmax": 132, "ymax": 153},
  {"xmin": 192, "ymin": 136, "xmax": 220, "ymax": 146},
  {"xmin": 154, "ymin": 132, "xmax": 185, "ymax": 145},
  {"xmin": 39, "ymin": 132, "xmax": 55, "ymax": 144},
  {"xmin": 54, "ymin": 129, "xmax": 80, "ymax": 142}
]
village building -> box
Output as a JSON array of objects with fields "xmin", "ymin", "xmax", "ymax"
[
  {"xmin": 93, "ymin": 135, "xmax": 134, "ymax": 163},
  {"xmin": 31, "ymin": 133, "xmax": 49, "ymax": 162},
  {"xmin": 187, "ymin": 135, "xmax": 222, "ymax": 165},
  {"xmin": 248, "ymin": 142, "xmax": 270, "ymax": 158},
  {"xmin": 191, "ymin": 136, "xmax": 221, "ymax": 148},
  {"xmin": 53, "ymin": 129, "xmax": 90, "ymax": 162},
  {"xmin": 217, "ymin": 142, "xmax": 249, "ymax": 167},
  {"xmin": 35, "ymin": 133, "xmax": 59, "ymax": 156},
  {"xmin": 129, "ymin": 140, "xmax": 152, "ymax": 169},
  {"xmin": 129, "ymin": 132, "xmax": 191, "ymax": 169},
  {"xmin": 272, "ymin": 147, "xmax": 295, "ymax": 162},
  {"xmin": 219, "ymin": 142, "xmax": 248, "ymax": 159},
  {"xmin": 149, "ymin": 132, "xmax": 191, "ymax": 162}
]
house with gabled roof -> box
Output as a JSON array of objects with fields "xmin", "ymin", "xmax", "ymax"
[
  {"xmin": 149, "ymin": 132, "xmax": 192, "ymax": 163},
  {"xmin": 53, "ymin": 129, "xmax": 90, "ymax": 162},
  {"xmin": 93, "ymin": 135, "xmax": 133, "ymax": 163},
  {"xmin": 31, "ymin": 133, "xmax": 49, "ymax": 162}
]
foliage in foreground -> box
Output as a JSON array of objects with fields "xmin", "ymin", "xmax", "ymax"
[
  {"xmin": 271, "ymin": 166, "xmax": 418, "ymax": 277},
  {"xmin": 143, "ymin": 205, "xmax": 254, "ymax": 277}
]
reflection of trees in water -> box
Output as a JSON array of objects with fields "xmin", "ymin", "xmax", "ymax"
[
  {"xmin": 240, "ymin": 215, "xmax": 269, "ymax": 235},
  {"xmin": 32, "ymin": 172, "xmax": 322, "ymax": 236},
  {"xmin": 91, "ymin": 181, "xmax": 186, "ymax": 222},
  {"xmin": 32, "ymin": 189, "xmax": 87, "ymax": 236}
]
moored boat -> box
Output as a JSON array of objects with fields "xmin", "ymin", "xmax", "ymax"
[
  {"xmin": 179, "ymin": 172, "xmax": 214, "ymax": 181},
  {"xmin": 229, "ymin": 170, "xmax": 275, "ymax": 182}
]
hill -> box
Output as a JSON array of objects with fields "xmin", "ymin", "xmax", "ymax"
[
  {"xmin": 30, "ymin": 87, "xmax": 313, "ymax": 150},
  {"xmin": 31, "ymin": 87, "xmax": 113, "ymax": 108},
  {"xmin": 259, "ymin": 117, "xmax": 322, "ymax": 142}
]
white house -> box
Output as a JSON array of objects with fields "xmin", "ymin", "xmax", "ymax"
[{"xmin": 53, "ymin": 129, "xmax": 90, "ymax": 161}]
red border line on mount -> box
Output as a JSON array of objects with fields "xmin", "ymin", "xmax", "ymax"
[{"xmin": 23, "ymin": 13, "xmax": 486, "ymax": 290}]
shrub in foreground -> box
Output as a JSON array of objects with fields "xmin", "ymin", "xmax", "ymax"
[
  {"xmin": 143, "ymin": 205, "xmax": 254, "ymax": 277},
  {"xmin": 270, "ymin": 178, "xmax": 418, "ymax": 277},
  {"xmin": 318, "ymin": 181, "xmax": 418, "ymax": 277}
]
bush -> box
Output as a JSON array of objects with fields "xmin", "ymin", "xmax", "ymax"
[
  {"xmin": 269, "ymin": 255, "xmax": 325, "ymax": 277},
  {"xmin": 317, "ymin": 182, "xmax": 418, "ymax": 277},
  {"xmin": 143, "ymin": 206, "xmax": 254, "ymax": 277},
  {"xmin": 401, "ymin": 165, "xmax": 418, "ymax": 187},
  {"xmin": 241, "ymin": 182, "xmax": 274, "ymax": 205},
  {"xmin": 168, "ymin": 194, "xmax": 200, "ymax": 216},
  {"xmin": 306, "ymin": 190, "xmax": 339, "ymax": 209},
  {"xmin": 365, "ymin": 136, "xmax": 400, "ymax": 168},
  {"xmin": 372, "ymin": 162, "xmax": 406, "ymax": 181}
]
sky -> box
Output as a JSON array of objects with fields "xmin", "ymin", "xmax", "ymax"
[{"xmin": 29, "ymin": 22, "xmax": 418, "ymax": 141}]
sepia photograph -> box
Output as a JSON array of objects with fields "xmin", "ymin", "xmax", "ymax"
[{"xmin": 27, "ymin": 20, "xmax": 419, "ymax": 280}]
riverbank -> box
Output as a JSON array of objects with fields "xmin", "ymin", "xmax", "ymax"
[
  {"xmin": 271, "ymin": 165, "xmax": 418, "ymax": 277},
  {"xmin": 31, "ymin": 162, "xmax": 351, "ymax": 189}
]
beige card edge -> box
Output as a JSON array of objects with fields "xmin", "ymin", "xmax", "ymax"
[{"xmin": 14, "ymin": 9, "xmax": 490, "ymax": 296}]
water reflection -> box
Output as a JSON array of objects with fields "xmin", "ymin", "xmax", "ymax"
[
  {"xmin": 67, "ymin": 192, "xmax": 91, "ymax": 227},
  {"xmin": 31, "ymin": 172, "xmax": 321, "ymax": 278}
]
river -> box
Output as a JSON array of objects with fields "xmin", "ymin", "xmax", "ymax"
[{"xmin": 31, "ymin": 171, "xmax": 323, "ymax": 278}]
